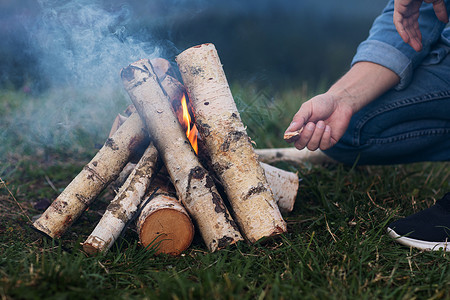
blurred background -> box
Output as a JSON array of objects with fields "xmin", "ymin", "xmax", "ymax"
[
  {"xmin": 1, "ymin": 0, "xmax": 387, "ymax": 91},
  {"xmin": 0, "ymin": 0, "xmax": 388, "ymax": 157}
]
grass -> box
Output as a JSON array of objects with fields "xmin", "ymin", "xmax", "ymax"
[{"xmin": 1, "ymin": 85, "xmax": 449, "ymax": 299}]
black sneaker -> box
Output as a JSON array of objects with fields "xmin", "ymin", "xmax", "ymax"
[{"xmin": 387, "ymin": 192, "xmax": 450, "ymax": 252}]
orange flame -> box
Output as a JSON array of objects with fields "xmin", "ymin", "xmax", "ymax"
[{"xmin": 180, "ymin": 94, "xmax": 198, "ymax": 154}]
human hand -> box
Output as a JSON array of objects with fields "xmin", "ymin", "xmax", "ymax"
[
  {"xmin": 394, "ymin": 0, "xmax": 449, "ymax": 51},
  {"xmin": 284, "ymin": 93, "xmax": 353, "ymax": 151}
]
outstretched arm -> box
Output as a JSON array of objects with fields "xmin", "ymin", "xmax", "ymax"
[
  {"xmin": 285, "ymin": 62, "xmax": 399, "ymax": 151},
  {"xmin": 285, "ymin": 0, "xmax": 449, "ymax": 151}
]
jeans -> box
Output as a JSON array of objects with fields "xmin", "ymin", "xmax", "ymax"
[{"xmin": 324, "ymin": 49, "xmax": 450, "ymax": 165}]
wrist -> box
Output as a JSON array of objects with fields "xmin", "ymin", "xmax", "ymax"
[
  {"xmin": 326, "ymin": 86, "xmax": 360, "ymax": 114},
  {"xmin": 326, "ymin": 62, "xmax": 400, "ymax": 114}
]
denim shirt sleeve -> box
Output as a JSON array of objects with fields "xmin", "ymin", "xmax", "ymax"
[{"xmin": 352, "ymin": 0, "xmax": 450, "ymax": 90}]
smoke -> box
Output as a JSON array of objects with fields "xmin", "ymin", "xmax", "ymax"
[
  {"xmin": 1, "ymin": 0, "xmax": 387, "ymax": 158},
  {"xmin": 32, "ymin": 0, "xmax": 159, "ymax": 88},
  {"xmin": 4, "ymin": 0, "xmax": 164, "ymax": 155}
]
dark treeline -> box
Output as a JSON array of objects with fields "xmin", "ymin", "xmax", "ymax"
[{"xmin": 0, "ymin": 0, "xmax": 386, "ymax": 91}]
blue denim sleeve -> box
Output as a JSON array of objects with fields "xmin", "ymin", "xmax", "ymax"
[{"xmin": 352, "ymin": 0, "xmax": 450, "ymax": 90}]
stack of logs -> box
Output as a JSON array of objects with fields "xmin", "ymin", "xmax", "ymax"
[{"xmin": 33, "ymin": 43, "xmax": 309, "ymax": 256}]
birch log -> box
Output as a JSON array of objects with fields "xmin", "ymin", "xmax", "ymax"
[
  {"xmin": 33, "ymin": 61, "xmax": 182, "ymax": 239},
  {"xmin": 108, "ymin": 113, "xmax": 129, "ymax": 139},
  {"xmin": 137, "ymin": 175, "xmax": 194, "ymax": 256},
  {"xmin": 111, "ymin": 162, "xmax": 137, "ymax": 191},
  {"xmin": 176, "ymin": 43, "xmax": 286, "ymax": 242},
  {"xmin": 260, "ymin": 162, "xmax": 298, "ymax": 213},
  {"xmin": 110, "ymin": 120, "xmax": 300, "ymax": 214},
  {"xmin": 121, "ymin": 59, "xmax": 243, "ymax": 252},
  {"xmin": 111, "ymin": 74, "xmax": 185, "ymax": 189},
  {"xmin": 151, "ymin": 57, "xmax": 179, "ymax": 82},
  {"xmin": 82, "ymin": 143, "xmax": 160, "ymax": 255},
  {"xmin": 32, "ymin": 112, "xmax": 149, "ymax": 238},
  {"xmin": 255, "ymin": 148, "xmax": 335, "ymax": 166},
  {"xmin": 83, "ymin": 72, "xmax": 186, "ymax": 253}
]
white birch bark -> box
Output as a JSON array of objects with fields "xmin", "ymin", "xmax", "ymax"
[
  {"xmin": 121, "ymin": 59, "xmax": 243, "ymax": 252},
  {"xmin": 255, "ymin": 148, "xmax": 336, "ymax": 166},
  {"xmin": 32, "ymin": 113, "xmax": 149, "ymax": 238},
  {"xmin": 33, "ymin": 66, "xmax": 185, "ymax": 239},
  {"xmin": 176, "ymin": 43, "xmax": 287, "ymax": 243},
  {"xmin": 260, "ymin": 162, "xmax": 299, "ymax": 214},
  {"xmin": 111, "ymin": 162, "xmax": 137, "ymax": 191},
  {"xmin": 82, "ymin": 144, "xmax": 160, "ymax": 255}
]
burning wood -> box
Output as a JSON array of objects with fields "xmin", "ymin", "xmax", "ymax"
[
  {"xmin": 32, "ymin": 59, "xmax": 182, "ymax": 239},
  {"xmin": 176, "ymin": 44, "xmax": 286, "ymax": 242},
  {"xmin": 83, "ymin": 69, "xmax": 198, "ymax": 255},
  {"xmin": 177, "ymin": 93, "xmax": 198, "ymax": 154},
  {"xmin": 121, "ymin": 58, "xmax": 243, "ymax": 252},
  {"xmin": 33, "ymin": 50, "xmax": 303, "ymax": 255},
  {"xmin": 113, "ymin": 158, "xmax": 300, "ymax": 215}
]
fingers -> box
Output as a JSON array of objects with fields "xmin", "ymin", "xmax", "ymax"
[
  {"xmin": 394, "ymin": 14, "xmax": 423, "ymax": 51},
  {"xmin": 319, "ymin": 125, "xmax": 333, "ymax": 150},
  {"xmin": 285, "ymin": 103, "xmax": 311, "ymax": 135},
  {"xmin": 393, "ymin": 13, "xmax": 410, "ymax": 44},
  {"xmin": 393, "ymin": 0, "xmax": 424, "ymax": 52},
  {"xmin": 285, "ymin": 94, "xmax": 338, "ymax": 149},
  {"xmin": 284, "ymin": 107, "xmax": 308, "ymax": 144},
  {"xmin": 411, "ymin": 19, "xmax": 423, "ymax": 51},
  {"xmin": 429, "ymin": 0, "xmax": 449, "ymax": 23},
  {"xmin": 293, "ymin": 121, "xmax": 334, "ymax": 151},
  {"xmin": 410, "ymin": 33, "xmax": 423, "ymax": 52},
  {"xmin": 285, "ymin": 120, "xmax": 304, "ymax": 135},
  {"xmin": 293, "ymin": 122, "xmax": 314, "ymax": 150},
  {"xmin": 306, "ymin": 121, "xmax": 326, "ymax": 150}
]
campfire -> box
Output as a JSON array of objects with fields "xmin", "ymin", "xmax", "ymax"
[
  {"xmin": 32, "ymin": 43, "xmax": 301, "ymax": 255},
  {"xmin": 178, "ymin": 93, "xmax": 198, "ymax": 154}
]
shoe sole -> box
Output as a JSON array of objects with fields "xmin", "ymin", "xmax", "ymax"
[{"xmin": 387, "ymin": 227, "xmax": 450, "ymax": 252}]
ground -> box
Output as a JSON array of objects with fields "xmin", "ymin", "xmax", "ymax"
[{"xmin": 1, "ymin": 87, "xmax": 449, "ymax": 299}]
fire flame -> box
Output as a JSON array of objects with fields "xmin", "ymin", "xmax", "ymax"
[{"xmin": 180, "ymin": 93, "xmax": 198, "ymax": 154}]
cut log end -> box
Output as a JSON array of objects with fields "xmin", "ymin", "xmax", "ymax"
[
  {"xmin": 82, "ymin": 236, "xmax": 107, "ymax": 256},
  {"xmin": 32, "ymin": 220, "xmax": 56, "ymax": 238},
  {"xmin": 139, "ymin": 207, "xmax": 194, "ymax": 256},
  {"xmin": 83, "ymin": 244, "xmax": 98, "ymax": 256}
]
